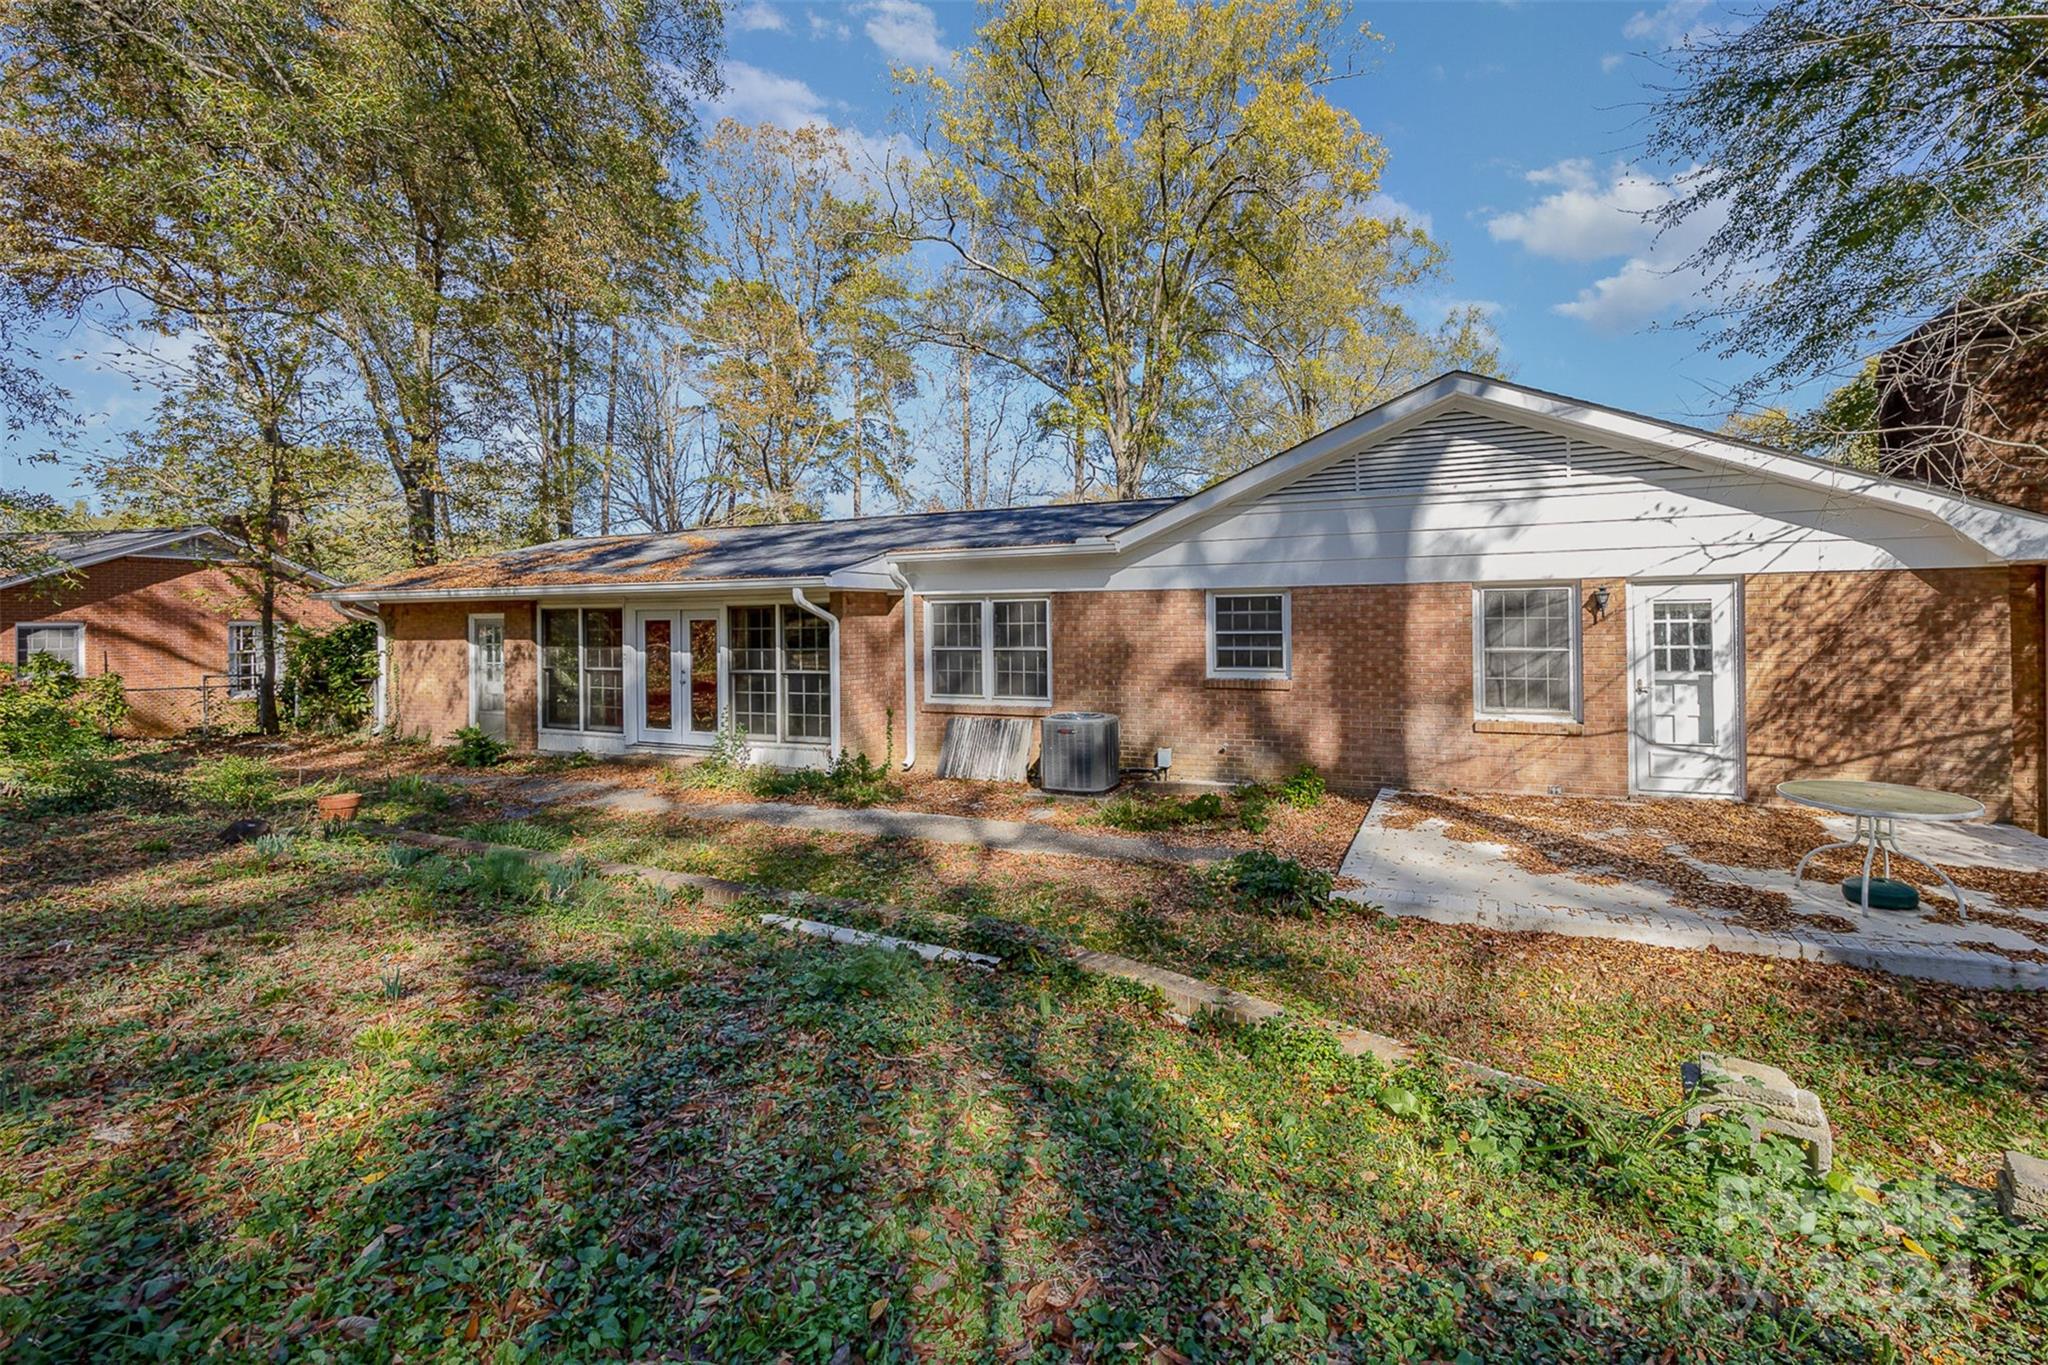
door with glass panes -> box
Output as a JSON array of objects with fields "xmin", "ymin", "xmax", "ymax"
[
  {"xmin": 1628, "ymin": 580, "xmax": 1743, "ymax": 797},
  {"xmin": 633, "ymin": 610, "xmax": 720, "ymax": 744}
]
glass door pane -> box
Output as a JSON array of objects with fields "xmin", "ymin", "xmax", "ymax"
[
  {"xmin": 643, "ymin": 616, "xmax": 673, "ymax": 730},
  {"xmin": 688, "ymin": 616, "xmax": 719, "ymax": 734}
]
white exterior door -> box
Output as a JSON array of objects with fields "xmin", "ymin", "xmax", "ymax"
[
  {"xmin": 468, "ymin": 615, "xmax": 507, "ymax": 743},
  {"xmin": 631, "ymin": 609, "xmax": 721, "ymax": 745},
  {"xmin": 1629, "ymin": 580, "xmax": 1744, "ymax": 797}
]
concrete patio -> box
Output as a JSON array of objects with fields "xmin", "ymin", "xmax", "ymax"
[{"xmin": 1338, "ymin": 788, "xmax": 2048, "ymax": 989}]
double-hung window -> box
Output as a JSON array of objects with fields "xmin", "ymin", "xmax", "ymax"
[
  {"xmin": 1207, "ymin": 592, "xmax": 1290, "ymax": 678},
  {"xmin": 1474, "ymin": 585, "xmax": 1579, "ymax": 719},
  {"xmin": 727, "ymin": 604, "xmax": 833, "ymax": 743},
  {"xmin": 541, "ymin": 606, "xmax": 625, "ymax": 732},
  {"xmin": 16, "ymin": 621, "xmax": 84, "ymax": 675},
  {"xmin": 227, "ymin": 621, "xmax": 285, "ymax": 698},
  {"xmin": 925, "ymin": 597, "xmax": 1051, "ymax": 705}
]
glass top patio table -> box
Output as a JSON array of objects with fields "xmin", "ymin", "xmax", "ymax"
[
  {"xmin": 1775, "ymin": 780, "xmax": 1985, "ymax": 823},
  {"xmin": 1775, "ymin": 780, "xmax": 1983, "ymax": 914}
]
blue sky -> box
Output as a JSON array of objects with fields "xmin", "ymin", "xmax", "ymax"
[{"xmin": 17, "ymin": 0, "xmax": 1816, "ymax": 513}]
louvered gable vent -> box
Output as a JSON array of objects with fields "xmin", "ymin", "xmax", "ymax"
[{"xmin": 1262, "ymin": 408, "xmax": 1672, "ymax": 505}]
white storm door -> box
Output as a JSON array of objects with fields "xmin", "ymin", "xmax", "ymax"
[
  {"xmin": 634, "ymin": 610, "xmax": 681, "ymax": 741},
  {"xmin": 1629, "ymin": 580, "xmax": 1743, "ymax": 797},
  {"xmin": 468, "ymin": 614, "xmax": 507, "ymax": 743}
]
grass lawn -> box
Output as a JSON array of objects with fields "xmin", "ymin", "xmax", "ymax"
[{"xmin": 3, "ymin": 746, "xmax": 2047, "ymax": 1360}]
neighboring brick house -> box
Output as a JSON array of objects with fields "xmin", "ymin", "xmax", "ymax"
[
  {"xmin": 1, "ymin": 526, "xmax": 350, "ymax": 735},
  {"xmin": 324, "ymin": 373, "xmax": 2048, "ymax": 830}
]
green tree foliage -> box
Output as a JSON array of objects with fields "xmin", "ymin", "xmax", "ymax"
[
  {"xmin": 1648, "ymin": 2, "xmax": 2048, "ymax": 400},
  {"xmin": 0, "ymin": 0, "xmax": 719, "ymax": 566},
  {"xmin": 904, "ymin": 0, "xmax": 1495, "ymax": 497},
  {"xmin": 650, "ymin": 120, "xmax": 915, "ymax": 524},
  {"xmin": 0, "ymin": 653, "xmax": 127, "ymax": 812},
  {"xmin": 89, "ymin": 332, "xmax": 374, "ymax": 732},
  {"xmin": 1724, "ymin": 360, "xmax": 1883, "ymax": 471},
  {"xmin": 284, "ymin": 618, "xmax": 380, "ymax": 733}
]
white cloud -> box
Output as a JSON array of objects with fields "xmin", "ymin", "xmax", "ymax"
[
  {"xmin": 1487, "ymin": 158, "xmax": 1729, "ymax": 332},
  {"xmin": 860, "ymin": 0, "xmax": 950, "ymax": 67},
  {"xmin": 1599, "ymin": 52, "xmax": 1625, "ymax": 73},
  {"xmin": 1552, "ymin": 258, "xmax": 1707, "ymax": 332},
  {"xmin": 1485, "ymin": 158, "xmax": 1670, "ymax": 262},
  {"xmin": 1367, "ymin": 192, "xmax": 1433, "ymax": 236},
  {"xmin": 1622, "ymin": 1, "xmax": 1731, "ymax": 50},
  {"xmin": 712, "ymin": 60, "xmax": 832, "ymax": 128},
  {"xmin": 734, "ymin": 2, "xmax": 787, "ymax": 32},
  {"xmin": 808, "ymin": 9, "xmax": 851, "ymax": 41}
]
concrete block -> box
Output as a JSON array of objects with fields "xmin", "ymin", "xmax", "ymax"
[
  {"xmin": 1998, "ymin": 1150, "xmax": 2048, "ymax": 1224},
  {"xmin": 1682, "ymin": 1053, "xmax": 1834, "ymax": 1175}
]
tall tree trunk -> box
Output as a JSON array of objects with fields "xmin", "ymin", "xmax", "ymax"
[
  {"xmin": 601, "ymin": 323, "xmax": 619, "ymax": 535},
  {"xmin": 959, "ymin": 346, "xmax": 975, "ymax": 508}
]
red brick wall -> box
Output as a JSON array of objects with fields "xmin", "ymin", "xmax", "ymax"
[
  {"xmin": 372, "ymin": 569, "xmax": 2042, "ymax": 827},
  {"xmin": 1744, "ymin": 568, "xmax": 2036, "ymax": 824},
  {"xmin": 836, "ymin": 591, "xmax": 906, "ymax": 764},
  {"xmin": 843, "ymin": 582, "xmax": 1631, "ymax": 796},
  {"xmin": 383, "ymin": 601, "xmax": 538, "ymax": 748},
  {"xmin": 832, "ymin": 570, "xmax": 2039, "ymax": 821},
  {"xmin": 1, "ymin": 556, "xmax": 347, "ymax": 735}
]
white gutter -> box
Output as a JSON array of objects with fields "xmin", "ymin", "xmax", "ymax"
[
  {"xmin": 888, "ymin": 563, "xmax": 917, "ymax": 770},
  {"xmin": 789, "ymin": 587, "xmax": 841, "ymax": 759},
  {"xmin": 318, "ymin": 574, "xmax": 832, "ymax": 605}
]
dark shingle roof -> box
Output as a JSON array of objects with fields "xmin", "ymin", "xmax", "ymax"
[{"xmin": 336, "ymin": 499, "xmax": 1181, "ymax": 597}]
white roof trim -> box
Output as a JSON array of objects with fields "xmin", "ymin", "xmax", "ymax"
[
  {"xmin": 0, "ymin": 526, "xmax": 340, "ymax": 591},
  {"xmin": 1105, "ymin": 373, "xmax": 2048, "ymax": 562},
  {"xmin": 319, "ymin": 574, "xmax": 833, "ymax": 605}
]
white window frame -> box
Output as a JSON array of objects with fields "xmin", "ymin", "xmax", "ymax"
[
  {"xmin": 15, "ymin": 620, "xmax": 85, "ymax": 674},
  {"xmin": 1206, "ymin": 591, "xmax": 1291, "ymax": 680},
  {"xmin": 226, "ymin": 620, "xmax": 284, "ymax": 699},
  {"xmin": 923, "ymin": 596, "xmax": 1053, "ymax": 706},
  {"xmin": 1471, "ymin": 582, "xmax": 1582, "ymax": 722},
  {"xmin": 538, "ymin": 604, "xmax": 626, "ymax": 735},
  {"xmin": 724, "ymin": 603, "xmax": 833, "ymax": 746}
]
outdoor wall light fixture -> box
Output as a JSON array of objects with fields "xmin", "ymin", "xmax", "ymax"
[{"xmin": 1586, "ymin": 586, "xmax": 1611, "ymax": 621}]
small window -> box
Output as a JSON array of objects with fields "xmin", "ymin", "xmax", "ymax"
[
  {"xmin": 926, "ymin": 598, "xmax": 1052, "ymax": 704},
  {"xmin": 227, "ymin": 621, "xmax": 284, "ymax": 698},
  {"xmin": 16, "ymin": 622, "xmax": 84, "ymax": 675},
  {"xmin": 1475, "ymin": 585, "xmax": 1578, "ymax": 718},
  {"xmin": 1652, "ymin": 600, "xmax": 1714, "ymax": 674},
  {"xmin": 1208, "ymin": 593, "xmax": 1289, "ymax": 678},
  {"xmin": 540, "ymin": 606, "xmax": 625, "ymax": 733}
]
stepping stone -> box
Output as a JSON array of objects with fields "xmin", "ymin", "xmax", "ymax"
[
  {"xmin": 1999, "ymin": 1151, "xmax": 2048, "ymax": 1224},
  {"xmin": 1682, "ymin": 1053, "xmax": 1834, "ymax": 1175}
]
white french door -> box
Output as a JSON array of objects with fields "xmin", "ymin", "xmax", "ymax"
[
  {"xmin": 1629, "ymin": 580, "xmax": 1744, "ymax": 797},
  {"xmin": 631, "ymin": 609, "xmax": 721, "ymax": 745}
]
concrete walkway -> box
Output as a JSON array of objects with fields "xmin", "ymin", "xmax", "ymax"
[
  {"xmin": 463, "ymin": 772, "xmax": 1235, "ymax": 867},
  {"xmin": 1338, "ymin": 789, "xmax": 2048, "ymax": 990}
]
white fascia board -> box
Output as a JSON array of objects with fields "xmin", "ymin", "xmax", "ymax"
[
  {"xmin": 823, "ymin": 559, "xmax": 903, "ymax": 590},
  {"xmin": 318, "ymin": 574, "xmax": 832, "ymax": 605},
  {"xmin": 0, "ymin": 527, "xmax": 211, "ymax": 589}
]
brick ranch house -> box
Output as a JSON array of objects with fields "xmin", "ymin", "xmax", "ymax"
[
  {"xmin": 325, "ymin": 373, "xmax": 2048, "ymax": 830},
  {"xmin": 2, "ymin": 526, "xmax": 348, "ymax": 734}
]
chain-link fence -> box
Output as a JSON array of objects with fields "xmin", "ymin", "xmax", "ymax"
[{"xmin": 115, "ymin": 675, "xmax": 274, "ymax": 737}]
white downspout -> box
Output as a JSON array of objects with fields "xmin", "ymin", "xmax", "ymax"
[
  {"xmin": 372, "ymin": 607, "xmax": 389, "ymax": 733},
  {"xmin": 790, "ymin": 587, "xmax": 841, "ymax": 760},
  {"xmin": 887, "ymin": 564, "xmax": 916, "ymax": 770}
]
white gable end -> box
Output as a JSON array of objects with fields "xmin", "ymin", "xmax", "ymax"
[{"xmin": 896, "ymin": 402, "xmax": 1999, "ymax": 595}]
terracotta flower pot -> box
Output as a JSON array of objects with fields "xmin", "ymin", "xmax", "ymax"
[{"xmin": 317, "ymin": 792, "xmax": 364, "ymax": 822}]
